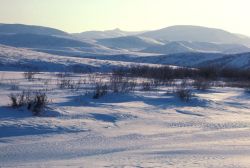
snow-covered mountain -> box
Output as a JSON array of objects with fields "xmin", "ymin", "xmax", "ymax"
[
  {"xmin": 0, "ymin": 24, "xmax": 152, "ymax": 56},
  {"xmin": 0, "ymin": 34, "xmax": 94, "ymax": 48},
  {"xmin": 1, "ymin": 23, "xmax": 250, "ymax": 69},
  {"xmin": 96, "ymin": 36, "xmax": 164, "ymax": 50},
  {"xmin": 140, "ymin": 25, "xmax": 250, "ymax": 47},
  {"xmin": 73, "ymin": 28, "xmax": 143, "ymax": 40},
  {"xmin": 142, "ymin": 41, "xmax": 250, "ymax": 54},
  {"xmin": 0, "ymin": 23, "xmax": 69, "ymax": 37}
]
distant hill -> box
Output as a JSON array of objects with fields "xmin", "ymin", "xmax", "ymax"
[
  {"xmin": 73, "ymin": 28, "xmax": 143, "ymax": 40},
  {"xmin": 142, "ymin": 41, "xmax": 250, "ymax": 54},
  {"xmin": 121, "ymin": 52, "xmax": 250, "ymax": 69},
  {"xmin": 97, "ymin": 36, "xmax": 163, "ymax": 50},
  {"xmin": 140, "ymin": 25, "xmax": 250, "ymax": 47},
  {"xmin": 0, "ymin": 34, "xmax": 94, "ymax": 48},
  {"xmin": 1, "ymin": 23, "xmax": 250, "ymax": 69},
  {"xmin": 0, "ymin": 23, "xmax": 68, "ymax": 37}
]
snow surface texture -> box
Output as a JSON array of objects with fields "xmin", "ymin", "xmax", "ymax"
[{"xmin": 1, "ymin": 72, "xmax": 250, "ymax": 167}]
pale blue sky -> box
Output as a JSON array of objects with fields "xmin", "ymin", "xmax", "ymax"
[{"xmin": 0, "ymin": 0, "xmax": 250, "ymax": 35}]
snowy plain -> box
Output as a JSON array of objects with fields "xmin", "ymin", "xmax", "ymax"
[
  {"xmin": 1, "ymin": 23, "xmax": 250, "ymax": 168},
  {"xmin": 0, "ymin": 71, "xmax": 250, "ymax": 168}
]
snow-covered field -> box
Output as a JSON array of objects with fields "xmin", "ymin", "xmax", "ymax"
[{"xmin": 1, "ymin": 72, "xmax": 250, "ymax": 167}]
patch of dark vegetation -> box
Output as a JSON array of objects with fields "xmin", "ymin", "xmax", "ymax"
[
  {"xmin": 193, "ymin": 78, "xmax": 211, "ymax": 91},
  {"xmin": 9, "ymin": 91, "xmax": 49, "ymax": 116},
  {"xmin": 109, "ymin": 73, "xmax": 137, "ymax": 93},
  {"xmin": 113, "ymin": 66, "xmax": 197, "ymax": 81},
  {"xmin": 57, "ymin": 78, "xmax": 75, "ymax": 89},
  {"xmin": 93, "ymin": 82, "xmax": 108, "ymax": 99},
  {"xmin": 113, "ymin": 65, "xmax": 250, "ymax": 81},
  {"xmin": 23, "ymin": 71, "xmax": 37, "ymax": 81},
  {"xmin": 175, "ymin": 80, "xmax": 194, "ymax": 102},
  {"xmin": 141, "ymin": 82, "xmax": 152, "ymax": 91},
  {"xmin": 56, "ymin": 77, "xmax": 83, "ymax": 90}
]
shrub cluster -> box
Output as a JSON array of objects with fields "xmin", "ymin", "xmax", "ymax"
[
  {"xmin": 9, "ymin": 91, "xmax": 49, "ymax": 116},
  {"xmin": 176, "ymin": 80, "xmax": 194, "ymax": 102},
  {"xmin": 109, "ymin": 73, "xmax": 136, "ymax": 93},
  {"xmin": 193, "ymin": 78, "xmax": 211, "ymax": 91},
  {"xmin": 93, "ymin": 82, "xmax": 108, "ymax": 99},
  {"xmin": 113, "ymin": 66, "xmax": 197, "ymax": 81}
]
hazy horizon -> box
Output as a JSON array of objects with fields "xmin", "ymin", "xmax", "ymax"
[{"xmin": 0, "ymin": 0, "xmax": 250, "ymax": 35}]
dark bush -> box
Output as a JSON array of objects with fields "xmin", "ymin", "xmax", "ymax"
[
  {"xmin": 9, "ymin": 94, "xmax": 19, "ymax": 108},
  {"xmin": 9, "ymin": 91, "xmax": 29, "ymax": 108},
  {"xmin": 109, "ymin": 74, "xmax": 136, "ymax": 93},
  {"xmin": 113, "ymin": 66, "xmax": 197, "ymax": 81},
  {"xmin": 176, "ymin": 80, "xmax": 193, "ymax": 102},
  {"xmin": 193, "ymin": 78, "xmax": 211, "ymax": 91},
  {"xmin": 23, "ymin": 71, "xmax": 37, "ymax": 81},
  {"xmin": 58, "ymin": 79, "xmax": 74, "ymax": 89},
  {"xmin": 93, "ymin": 83, "xmax": 108, "ymax": 99},
  {"xmin": 141, "ymin": 82, "xmax": 152, "ymax": 91},
  {"xmin": 9, "ymin": 91, "xmax": 48, "ymax": 116}
]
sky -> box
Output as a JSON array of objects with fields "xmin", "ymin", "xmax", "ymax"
[{"xmin": 0, "ymin": 0, "xmax": 250, "ymax": 35}]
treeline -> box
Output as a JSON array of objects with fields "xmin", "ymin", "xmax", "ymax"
[{"xmin": 113, "ymin": 65, "xmax": 250, "ymax": 81}]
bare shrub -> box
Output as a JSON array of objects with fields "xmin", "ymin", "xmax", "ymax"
[
  {"xmin": 9, "ymin": 94, "xmax": 21, "ymax": 108},
  {"xmin": 93, "ymin": 82, "xmax": 108, "ymax": 99},
  {"xmin": 9, "ymin": 91, "xmax": 49, "ymax": 116},
  {"xmin": 141, "ymin": 82, "xmax": 152, "ymax": 91},
  {"xmin": 176, "ymin": 80, "xmax": 193, "ymax": 102},
  {"xmin": 28, "ymin": 93, "xmax": 48, "ymax": 116},
  {"xmin": 23, "ymin": 71, "xmax": 37, "ymax": 81},
  {"xmin": 57, "ymin": 78, "xmax": 74, "ymax": 89},
  {"xmin": 193, "ymin": 78, "xmax": 211, "ymax": 91},
  {"xmin": 9, "ymin": 91, "xmax": 29, "ymax": 108},
  {"xmin": 109, "ymin": 74, "xmax": 136, "ymax": 93},
  {"xmin": 113, "ymin": 66, "xmax": 197, "ymax": 81},
  {"xmin": 56, "ymin": 77, "xmax": 84, "ymax": 90}
]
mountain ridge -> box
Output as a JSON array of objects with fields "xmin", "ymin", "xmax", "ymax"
[
  {"xmin": 140, "ymin": 25, "xmax": 250, "ymax": 47},
  {"xmin": 73, "ymin": 28, "xmax": 144, "ymax": 40}
]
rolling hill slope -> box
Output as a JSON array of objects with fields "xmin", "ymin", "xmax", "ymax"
[
  {"xmin": 140, "ymin": 25, "xmax": 250, "ymax": 47},
  {"xmin": 97, "ymin": 36, "xmax": 163, "ymax": 50},
  {"xmin": 73, "ymin": 28, "xmax": 143, "ymax": 40},
  {"xmin": 142, "ymin": 41, "xmax": 250, "ymax": 54},
  {"xmin": 0, "ymin": 23, "xmax": 68, "ymax": 37}
]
